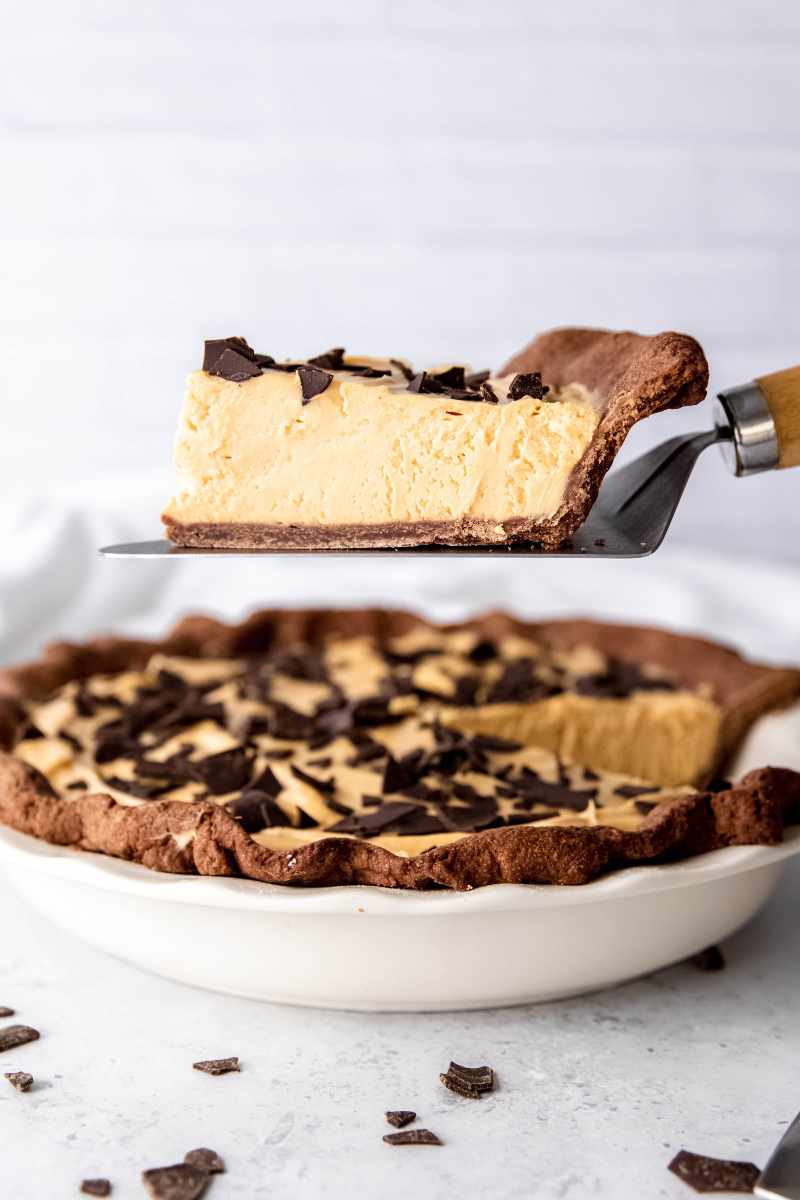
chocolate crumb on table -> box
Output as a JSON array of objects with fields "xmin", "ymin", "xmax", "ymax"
[
  {"xmin": 184, "ymin": 1148, "xmax": 225, "ymax": 1174},
  {"xmin": 440, "ymin": 1060, "xmax": 495, "ymax": 1098},
  {"xmin": 668, "ymin": 1149, "xmax": 760, "ymax": 1193},
  {"xmin": 385, "ymin": 1110, "xmax": 416, "ymax": 1128},
  {"xmin": 80, "ymin": 1181, "xmax": 112, "ymax": 1197},
  {"xmin": 0, "ymin": 1024, "xmax": 40, "ymax": 1053},
  {"xmin": 192, "ymin": 1056, "xmax": 240, "ymax": 1076},
  {"xmin": 383, "ymin": 1129, "xmax": 443, "ymax": 1147},
  {"xmin": 142, "ymin": 1162, "xmax": 211, "ymax": 1199},
  {"xmin": 0, "ymin": 1006, "xmax": 15, "ymax": 1018},
  {"xmin": 5, "ymin": 1070, "xmax": 33, "ymax": 1092}
]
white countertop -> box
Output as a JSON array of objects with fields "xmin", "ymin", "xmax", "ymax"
[{"xmin": 2, "ymin": 859, "xmax": 799, "ymax": 1200}]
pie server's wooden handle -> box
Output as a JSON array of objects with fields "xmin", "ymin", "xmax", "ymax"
[{"xmin": 755, "ymin": 366, "xmax": 800, "ymax": 469}]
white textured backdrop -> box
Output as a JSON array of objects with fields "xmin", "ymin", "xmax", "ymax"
[{"xmin": 2, "ymin": 0, "xmax": 799, "ymax": 559}]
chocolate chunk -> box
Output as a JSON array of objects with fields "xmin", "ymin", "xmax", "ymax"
[
  {"xmin": 447, "ymin": 1061, "xmax": 494, "ymax": 1092},
  {"xmin": 431, "ymin": 366, "xmax": 466, "ymax": 390},
  {"xmin": 142, "ymin": 1163, "xmax": 210, "ymax": 1200},
  {"xmin": 383, "ymin": 1129, "xmax": 442, "ymax": 1147},
  {"xmin": 188, "ymin": 747, "xmax": 252, "ymax": 795},
  {"xmin": 667, "ymin": 1149, "xmax": 759, "ymax": 1193},
  {"xmin": 192, "ymin": 1056, "xmax": 239, "ymax": 1076},
  {"xmin": 385, "ymin": 1110, "xmax": 416, "ymax": 1129},
  {"xmin": 406, "ymin": 371, "xmax": 444, "ymax": 395},
  {"xmin": 227, "ymin": 790, "xmax": 286, "ymax": 833},
  {"xmin": 508, "ymin": 371, "xmax": 548, "ymax": 401},
  {"xmin": 209, "ymin": 347, "xmax": 261, "ymax": 383},
  {"xmin": 0, "ymin": 1006, "xmax": 14, "ymax": 1018},
  {"xmin": 249, "ymin": 764, "xmax": 283, "ymax": 797},
  {"xmin": 328, "ymin": 801, "xmax": 445, "ymax": 837},
  {"xmin": 5, "ymin": 1071, "xmax": 33, "ymax": 1092},
  {"xmin": 382, "ymin": 753, "xmax": 424, "ymax": 795},
  {"xmin": 614, "ymin": 783, "xmax": 661, "ymax": 798},
  {"xmin": 290, "ymin": 764, "xmax": 335, "ymax": 796},
  {"xmin": 297, "ymin": 365, "xmax": 333, "ymax": 403},
  {"xmin": 105, "ymin": 776, "xmax": 173, "ymax": 800},
  {"xmin": 203, "ymin": 336, "xmax": 257, "ymax": 373},
  {"xmin": 184, "ymin": 1149, "xmax": 225, "ymax": 1175},
  {"xmin": 0, "ymin": 1024, "xmax": 40, "ymax": 1053},
  {"xmin": 689, "ymin": 945, "xmax": 726, "ymax": 972},
  {"xmin": 464, "ymin": 369, "xmax": 490, "ymax": 388},
  {"xmin": 307, "ymin": 347, "xmax": 346, "ymax": 370},
  {"xmin": 439, "ymin": 1071, "xmax": 480, "ymax": 1099},
  {"xmin": 479, "ymin": 381, "xmax": 499, "ymax": 403},
  {"xmin": 80, "ymin": 1181, "xmax": 111, "ymax": 1197},
  {"xmin": 575, "ymin": 659, "xmax": 675, "ymax": 699},
  {"xmin": 513, "ymin": 773, "xmax": 596, "ymax": 812},
  {"xmin": 269, "ymin": 703, "xmax": 317, "ymax": 741},
  {"xmin": 486, "ymin": 658, "xmax": 552, "ymax": 704}
]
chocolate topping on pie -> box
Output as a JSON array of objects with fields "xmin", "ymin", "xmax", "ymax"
[
  {"xmin": 508, "ymin": 372, "xmax": 549, "ymax": 401},
  {"xmin": 296, "ymin": 365, "xmax": 333, "ymax": 403},
  {"xmin": 0, "ymin": 608, "xmax": 798, "ymax": 891}
]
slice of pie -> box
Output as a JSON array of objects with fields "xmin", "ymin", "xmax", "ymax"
[
  {"xmin": 1, "ymin": 609, "xmax": 797, "ymax": 889},
  {"xmin": 161, "ymin": 329, "xmax": 708, "ymax": 550}
]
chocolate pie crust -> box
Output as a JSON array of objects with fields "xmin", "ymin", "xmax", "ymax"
[
  {"xmin": 163, "ymin": 326, "xmax": 710, "ymax": 550},
  {"xmin": 0, "ymin": 608, "xmax": 797, "ymax": 890}
]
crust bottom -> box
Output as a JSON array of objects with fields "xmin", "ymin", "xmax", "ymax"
[
  {"xmin": 162, "ymin": 515, "xmax": 570, "ymax": 551},
  {"xmin": 0, "ymin": 755, "xmax": 797, "ymax": 889}
]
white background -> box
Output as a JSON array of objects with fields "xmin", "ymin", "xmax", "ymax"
[{"xmin": 2, "ymin": 0, "xmax": 799, "ymax": 561}]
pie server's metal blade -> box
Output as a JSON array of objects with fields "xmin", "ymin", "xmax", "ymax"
[
  {"xmin": 756, "ymin": 1111, "xmax": 800, "ymax": 1199},
  {"xmin": 99, "ymin": 428, "xmax": 723, "ymax": 559}
]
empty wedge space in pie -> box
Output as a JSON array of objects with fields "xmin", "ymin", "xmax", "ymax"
[
  {"xmin": 160, "ymin": 329, "xmax": 709, "ymax": 550},
  {"xmin": 1, "ymin": 608, "xmax": 798, "ymax": 890}
]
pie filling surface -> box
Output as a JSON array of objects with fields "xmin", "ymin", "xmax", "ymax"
[{"xmin": 12, "ymin": 628, "xmax": 708, "ymax": 857}]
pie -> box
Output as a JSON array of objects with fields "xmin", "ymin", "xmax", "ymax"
[
  {"xmin": 161, "ymin": 328, "xmax": 708, "ymax": 550},
  {"xmin": 1, "ymin": 609, "xmax": 797, "ymax": 889}
]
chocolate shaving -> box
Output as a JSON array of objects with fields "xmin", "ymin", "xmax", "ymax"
[
  {"xmin": 383, "ymin": 1129, "xmax": 442, "ymax": 1147},
  {"xmin": 307, "ymin": 347, "xmax": 346, "ymax": 370},
  {"xmin": 447, "ymin": 1061, "xmax": 494, "ymax": 1092},
  {"xmin": 192, "ymin": 1056, "xmax": 239, "ymax": 1076},
  {"xmin": 188, "ymin": 747, "xmax": 253, "ymax": 795},
  {"xmin": 208, "ymin": 347, "xmax": 261, "ymax": 383},
  {"xmin": 290, "ymin": 764, "xmax": 335, "ymax": 796},
  {"xmin": 667, "ymin": 1149, "xmax": 760, "ymax": 1194},
  {"xmin": 142, "ymin": 1163, "xmax": 210, "ymax": 1200},
  {"xmin": 689, "ymin": 945, "xmax": 726, "ymax": 972},
  {"xmin": 184, "ymin": 1148, "xmax": 225, "ymax": 1175},
  {"xmin": 0, "ymin": 1024, "xmax": 40, "ymax": 1053},
  {"xmin": 385, "ymin": 1110, "xmax": 416, "ymax": 1129},
  {"xmin": 5, "ymin": 1070, "xmax": 33, "ymax": 1092},
  {"xmin": 507, "ymin": 371, "xmax": 549, "ymax": 401},
  {"xmin": 227, "ymin": 790, "xmax": 286, "ymax": 833},
  {"xmin": 80, "ymin": 1181, "xmax": 111, "ymax": 1197},
  {"xmin": 297, "ymin": 365, "xmax": 333, "ymax": 403}
]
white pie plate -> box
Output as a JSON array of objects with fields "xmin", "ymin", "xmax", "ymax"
[
  {"xmin": 3, "ymin": 706, "xmax": 799, "ymax": 1012},
  {"xmin": 1, "ymin": 823, "xmax": 798, "ymax": 1012}
]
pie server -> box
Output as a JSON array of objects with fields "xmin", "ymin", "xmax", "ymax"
[
  {"xmin": 756, "ymin": 1110, "xmax": 800, "ymax": 1199},
  {"xmin": 100, "ymin": 366, "xmax": 800, "ymax": 559}
]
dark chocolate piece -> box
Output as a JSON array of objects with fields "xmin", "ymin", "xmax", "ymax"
[
  {"xmin": 307, "ymin": 347, "xmax": 346, "ymax": 370},
  {"xmin": 297, "ymin": 365, "xmax": 333, "ymax": 403},
  {"xmin": 667, "ymin": 1149, "xmax": 760, "ymax": 1193},
  {"xmin": 0, "ymin": 1024, "xmax": 40, "ymax": 1053},
  {"xmin": 188, "ymin": 747, "xmax": 252, "ymax": 795},
  {"xmin": 507, "ymin": 371, "xmax": 549, "ymax": 401},
  {"xmin": 689, "ymin": 945, "xmax": 726, "ymax": 972},
  {"xmin": 184, "ymin": 1149, "xmax": 225, "ymax": 1175},
  {"xmin": 142, "ymin": 1163, "xmax": 210, "ymax": 1200},
  {"xmin": 385, "ymin": 1110, "xmax": 416, "ymax": 1129},
  {"xmin": 227, "ymin": 790, "xmax": 286, "ymax": 834},
  {"xmin": 447, "ymin": 1061, "xmax": 494, "ymax": 1092},
  {"xmin": 431, "ymin": 366, "xmax": 466, "ymax": 390},
  {"xmin": 203, "ymin": 337, "xmax": 256, "ymax": 373},
  {"xmin": 479, "ymin": 382, "xmax": 499, "ymax": 403},
  {"xmin": 383, "ymin": 1129, "xmax": 442, "ymax": 1147},
  {"xmin": 439, "ymin": 1071, "xmax": 481, "ymax": 1099},
  {"xmin": 5, "ymin": 1070, "xmax": 33, "ymax": 1092},
  {"xmin": 192, "ymin": 1057, "xmax": 240, "ymax": 1076},
  {"xmin": 0, "ymin": 1006, "xmax": 14, "ymax": 1018},
  {"xmin": 80, "ymin": 1181, "xmax": 111, "ymax": 1197},
  {"xmin": 209, "ymin": 347, "xmax": 261, "ymax": 383}
]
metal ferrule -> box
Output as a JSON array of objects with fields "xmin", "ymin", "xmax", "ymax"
[{"xmin": 715, "ymin": 381, "xmax": 779, "ymax": 477}]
